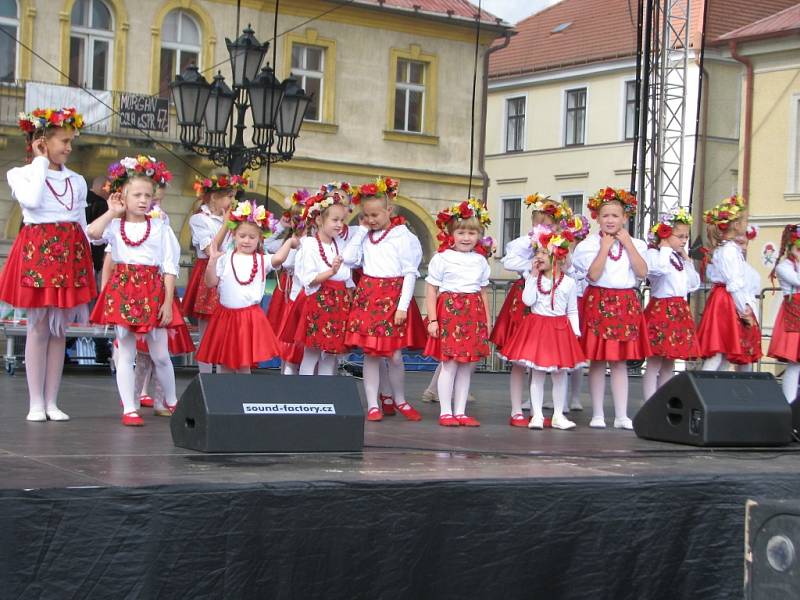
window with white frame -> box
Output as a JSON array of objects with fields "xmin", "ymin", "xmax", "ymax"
[
  {"xmin": 291, "ymin": 44, "xmax": 323, "ymax": 122},
  {"xmin": 506, "ymin": 97, "xmax": 525, "ymax": 152},
  {"xmin": 561, "ymin": 194, "xmax": 584, "ymax": 216},
  {"xmin": 501, "ymin": 198, "xmax": 521, "ymax": 252},
  {"xmin": 159, "ymin": 10, "xmax": 201, "ymax": 98},
  {"xmin": 394, "ymin": 58, "xmax": 425, "ymax": 133},
  {"xmin": 624, "ymin": 80, "xmax": 637, "ymax": 140},
  {"xmin": 69, "ymin": 0, "xmax": 113, "ymax": 90},
  {"xmin": 564, "ymin": 88, "xmax": 586, "ymax": 146}
]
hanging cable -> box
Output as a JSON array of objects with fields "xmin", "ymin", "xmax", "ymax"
[{"xmin": 467, "ymin": 0, "xmax": 482, "ymax": 200}]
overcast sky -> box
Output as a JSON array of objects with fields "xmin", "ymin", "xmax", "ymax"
[{"xmin": 469, "ymin": 0, "xmax": 562, "ymax": 24}]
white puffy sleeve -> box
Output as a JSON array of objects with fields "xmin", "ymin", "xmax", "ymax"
[
  {"xmin": 161, "ymin": 223, "xmax": 181, "ymax": 276},
  {"xmin": 261, "ymin": 251, "xmax": 274, "ymax": 275},
  {"xmin": 189, "ymin": 213, "xmax": 213, "ymax": 253},
  {"xmin": 7, "ymin": 157, "xmax": 49, "ymax": 209},
  {"xmin": 73, "ymin": 173, "xmax": 88, "ymax": 211},
  {"xmin": 293, "ymin": 238, "xmax": 316, "ymax": 288},
  {"xmin": 570, "ymin": 237, "xmax": 598, "ymax": 279},
  {"xmin": 646, "ymin": 247, "xmax": 672, "ymax": 278},
  {"xmin": 685, "ymin": 259, "xmax": 701, "ymax": 293},
  {"xmin": 501, "ymin": 235, "xmax": 533, "ymax": 274},
  {"xmin": 715, "ymin": 243, "xmax": 753, "ymax": 314},
  {"xmin": 521, "ymin": 272, "xmax": 539, "ymax": 307},
  {"xmin": 398, "ymin": 227, "xmax": 422, "ymax": 276},
  {"xmin": 479, "ymin": 257, "xmax": 491, "ymax": 288},
  {"xmin": 776, "ymin": 259, "xmax": 800, "ymax": 289},
  {"xmin": 95, "ymin": 219, "xmax": 118, "ymax": 246},
  {"xmin": 425, "ymin": 253, "xmax": 445, "ymax": 288},
  {"xmin": 342, "ymin": 225, "xmax": 368, "ymax": 267},
  {"xmin": 216, "ymin": 252, "xmax": 228, "ymax": 278}
]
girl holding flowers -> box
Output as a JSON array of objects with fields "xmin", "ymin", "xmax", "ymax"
[{"xmin": 768, "ymin": 224, "xmax": 800, "ymax": 402}]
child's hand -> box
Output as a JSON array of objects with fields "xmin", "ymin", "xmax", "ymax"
[
  {"xmin": 394, "ymin": 309, "xmax": 407, "ymax": 326},
  {"xmin": 599, "ymin": 232, "xmax": 616, "ymax": 251},
  {"xmin": 106, "ymin": 192, "xmax": 125, "ymax": 216},
  {"xmin": 615, "ymin": 228, "xmax": 633, "ymax": 247},
  {"xmin": 158, "ymin": 300, "xmax": 173, "ymax": 327},
  {"xmin": 427, "ymin": 320, "xmax": 439, "ymax": 338},
  {"xmin": 31, "ymin": 137, "xmax": 48, "ymax": 160},
  {"xmin": 207, "ymin": 242, "xmax": 222, "ymax": 260},
  {"xmin": 331, "ymin": 255, "xmax": 343, "ymax": 274}
]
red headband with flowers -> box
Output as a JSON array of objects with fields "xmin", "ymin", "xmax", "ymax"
[
  {"xmin": 227, "ymin": 200, "xmax": 278, "ymax": 239},
  {"xmin": 19, "ymin": 107, "xmax": 84, "ymax": 134},
  {"xmin": 587, "ymin": 187, "xmax": 637, "ymax": 219},
  {"xmin": 193, "ymin": 173, "xmax": 249, "ymax": 197},
  {"xmin": 351, "ymin": 176, "xmax": 398, "ymax": 204},
  {"xmin": 104, "ymin": 155, "xmax": 173, "ymax": 193}
]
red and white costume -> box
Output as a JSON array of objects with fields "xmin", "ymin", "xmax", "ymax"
[
  {"xmin": 195, "ymin": 249, "xmax": 281, "ymax": 369},
  {"xmin": 182, "ymin": 205, "xmax": 224, "ymax": 319},
  {"xmin": 490, "ymin": 235, "xmax": 531, "ymax": 352},
  {"xmin": 643, "ymin": 247, "xmax": 701, "ymax": 359},
  {"xmin": 0, "ymin": 156, "xmax": 96, "ymax": 333},
  {"xmin": 769, "ymin": 258, "xmax": 800, "ymax": 363},
  {"xmin": 572, "ymin": 234, "xmax": 652, "ymax": 361},
  {"xmin": 423, "ymin": 249, "xmax": 491, "ymax": 363},
  {"xmin": 343, "ymin": 223, "xmax": 426, "ymax": 356}
]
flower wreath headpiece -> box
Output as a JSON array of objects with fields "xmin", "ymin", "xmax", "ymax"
[
  {"xmin": 435, "ymin": 198, "xmax": 494, "ymax": 257},
  {"xmin": 18, "ymin": 107, "xmax": 84, "ymax": 134},
  {"xmin": 105, "ymin": 155, "xmax": 173, "ymax": 193},
  {"xmin": 283, "ymin": 188, "xmax": 311, "ymax": 230},
  {"xmin": 703, "ymin": 195, "xmax": 746, "ymax": 230},
  {"xmin": 193, "ymin": 173, "xmax": 249, "ymax": 197},
  {"xmin": 648, "ymin": 207, "xmax": 693, "ymax": 247},
  {"xmin": 559, "ymin": 214, "xmax": 590, "ymax": 242},
  {"xmin": 301, "ymin": 182, "xmax": 353, "ymax": 224},
  {"xmin": 227, "ymin": 199, "xmax": 278, "ymax": 239},
  {"xmin": 524, "ymin": 193, "xmax": 571, "ymax": 221},
  {"xmin": 587, "ymin": 187, "xmax": 637, "ymax": 219},
  {"xmin": 351, "ymin": 176, "xmax": 398, "ymax": 204}
]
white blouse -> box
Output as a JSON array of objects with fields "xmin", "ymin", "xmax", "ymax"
[
  {"xmin": 522, "ymin": 271, "xmax": 581, "ymax": 336},
  {"xmin": 294, "ymin": 235, "xmax": 353, "ymax": 295},
  {"xmin": 646, "ymin": 247, "xmax": 701, "ymax": 298},
  {"xmin": 98, "ymin": 217, "xmax": 180, "ymax": 276},
  {"xmin": 705, "ymin": 241, "xmax": 755, "ymax": 314},
  {"xmin": 776, "ymin": 259, "xmax": 800, "ymax": 296},
  {"xmin": 216, "ymin": 249, "xmax": 274, "ymax": 309},
  {"xmin": 426, "ymin": 249, "xmax": 490, "ymax": 293},
  {"xmin": 501, "ymin": 234, "xmax": 535, "ymax": 275},
  {"xmin": 189, "ymin": 205, "xmax": 225, "ymax": 258},
  {"xmin": 8, "ymin": 156, "xmax": 88, "ymax": 226},
  {"xmin": 571, "ymin": 233, "xmax": 648, "ymax": 289},
  {"xmin": 342, "ymin": 224, "xmax": 422, "ymax": 278}
]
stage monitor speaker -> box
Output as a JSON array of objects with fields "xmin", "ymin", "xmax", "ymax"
[
  {"xmin": 633, "ymin": 371, "xmax": 792, "ymax": 447},
  {"xmin": 745, "ymin": 499, "xmax": 800, "ymax": 599},
  {"xmin": 171, "ymin": 374, "xmax": 364, "ymax": 453}
]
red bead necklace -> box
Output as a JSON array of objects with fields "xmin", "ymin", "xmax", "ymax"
[
  {"xmin": 120, "ymin": 216, "xmax": 151, "ymax": 247},
  {"xmin": 316, "ymin": 233, "xmax": 339, "ymax": 268},
  {"xmin": 537, "ymin": 272, "xmax": 564, "ymax": 295},
  {"xmin": 231, "ymin": 251, "xmax": 260, "ymax": 286},
  {"xmin": 607, "ymin": 240, "xmax": 623, "ymax": 261},
  {"xmin": 45, "ymin": 177, "xmax": 74, "ymax": 211},
  {"xmin": 368, "ymin": 221, "xmax": 396, "ymax": 244},
  {"xmin": 670, "ymin": 251, "xmax": 685, "ymax": 272}
]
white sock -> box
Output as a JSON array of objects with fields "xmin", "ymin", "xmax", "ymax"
[
  {"xmin": 24, "ymin": 317, "xmax": 50, "ymax": 415},
  {"xmin": 609, "ymin": 361, "xmax": 629, "ymax": 420},
  {"xmin": 530, "ymin": 369, "xmax": 546, "ymax": 420},
  {"xmin": 379, "ymin": 359, "xmax": 394, "ymax": 397},
  {"xmin": 299, "ymin": 348, "xmax": 322, "ymax": 375},
  {"xmin": 425, "ymin": 363, "xmax": 442, "ymax": 395},
  {"xmin": 146, "ymin": 329, "xmax": 178, "ymax": 407},
  {"xmin": 318, "ymin": 353, "xmax": 338, "ymax": 376},
  {"xmin": 509, "ymin": 364, "xmax": 524, "ymax": 415},
  {"xmin": 588, "ymin": 361, "xmax": 606, "ymax": 419},
  {"xmin": 783, "ymin": 363, "xmax": 800, "ymax": 403},
  {"xmin": 386, "ymin": 351, "xmax": 406, "ymax": 405},
  {"xmin": 658, "ymin": 359, "xmax": 675, "ymax": 391},
  {"xmin": 437, "ymin": 360, "xmax": 458, "ymax": 416},
  {"xmin": 362, "ymin": 355, "xmax": 382, "ymax": 410},
  {"xmin": 552, "ymin": 370, "xmax": 568, "ymax": 415},
  {"xmin": 569, "ymin": 368, "xmax": 584, "ymax": 404},
  {"xmin": 642, "ymin": 356, "xmax": 662, "ymax": 400},
  {"xmin": 282, "ymin": 362, "xmax": 299, "ymax": 375},
  {"xmin": 115, "ymin": 331, "xmax": 139, "ymax": 415},
  {"xmin": 703, "ymin": 353, "xmax": 723, "ymax": 371},
  {"xmin": 134, "ymin": 351, "xmax": 153, "ymax": 397},
  {"xmin": 453, "ymin": 362, "xmax": 474, "ymax": 416}
]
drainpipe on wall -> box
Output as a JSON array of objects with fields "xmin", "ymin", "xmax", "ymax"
[
  {"xmin": 479, "ymin": 31, "xmax": 513, "ymax": 204},
  {"xmin": 729, "ymin": 40, "xmax": 753, "ymax": 199}
]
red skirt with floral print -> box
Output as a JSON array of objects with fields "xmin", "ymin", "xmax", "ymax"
[
  {"xmin": 344, "ymin": 274, "xmax": 426, "ymax": 357},
  {"xmin": 499, "ymin": 313, "xmax": 588, "ymax": 371},
  {"xmin": 424, "ymin": 291, "xmax": 490, "ymax": 363},
  {"xmin": 727, "ymin": 319, "xmax": 763, "ymax": 365},
  {"xmin": 90, "ymin": 263, "xmax": 186, "ymax": 334},
  {"xmin": 196, "ymin": 303, "xmax": 280, "ymax": 369},
  {"xmin": 768, "ymin": 294, "xmax": 800, "ymax": 363},
  {"xmin": 0, "ymin": 222, "xmax": 96, "ymax": 309},
  {"xmin": 489, "ymin": 278, "xmax": 525, "ymax": 352},
  {"xmin": 644, "ymin": 296, "xmax": 700, "ymax": 360},
  {"xmin": 696, "ymin": 284, "xmax": 746, "ymax": 359},
  {"xmin": 266, "ymin": 269, "xmax": 292, "ymax": 331},
  {"xmin": 181, "ymin": 258, "xmax": 219, "ymax": 320},
  {"xmin": 581, "ymin": 286, "xmax": 651, "ymax": 361},
  {"xmin": 293, "ymin": 280, "xmax": 352, "ymax": 354}
]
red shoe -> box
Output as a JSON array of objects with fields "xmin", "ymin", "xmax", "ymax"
[
  {"xmin": 380, "ymin": 394, "xmax": 396, "ymax": 416},
  {"xmin": 395, "ymin": 402, "xmax": 422, "ymax": 421},
  {"xmin": 509, "ymin": 413, "xmax": 529, "ymax": 427},
  {"xmin": 439, "ymin": 414, "xmax": 459, "ymax": 427},
  {"xmin": 455, "ymin": 414, "xmax": 480, "ymax": 427},
  {"xmin": 366, "ymin": 407, "xmax": 383, "ymax": 422},
  {"xmin": 138, "ymin": 395, "xmax": 154, "ymax": 408},
  {"xmin": 122, "ymin": 412, "xmax": 144, "ymax": 427}
]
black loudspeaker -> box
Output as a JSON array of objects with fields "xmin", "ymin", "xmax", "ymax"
[
  {"xmin": 633, "ymin": 371, "xmax": 792, "ymax": 447},
  {"xmin": 745, "ymin": 499, "xmax": 800, "ymax": 599},
  {"xmin": 171, "ymin": 374, "xmax": 364, "ymax": 452}
]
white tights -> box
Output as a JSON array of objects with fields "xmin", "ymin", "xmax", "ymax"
[
  {"xmin": 134, "ymin": 351, "xmax": 165, "ymax": 403},
  {"xmin": 642, "ymin": 356, "xmax": 675, "ymax": 400},
  {"xmin": 530, "ymin": 370, "xmax": 568, "ymax": 419},
  {"xmin": 299, "ymin": 349, "xmax": 338, "ymax": 375},
  {"xmin": 437, "ymin": 360, "xmax": 475, "ymax": 416},
  {"xmin": 588, "ymin": 361, "xmax": 629, "ymax": 420},
  {"xmin": 363, "ymin": 351, "xmax": 406, "ymax": 410},
  {"xmin": 24, "ymin": 316, "xmax": 67, "ymax": 416},
  {"xmin": 196, "ymin": 318, "xmax": 214, "ymax": 373},
  {"xmin": 424, "ymin": 363, "xmax": 441, "ymax": 395},
  {"xmin": 115, "ymin": 328, "xmax": 177, "ymax": 414},
  {"xmin": 509, "ymin": 364, "xmax": 526, "ymax": 415},
  {"xmin": 783, "ymin": 362, "xmax": 800, "ymax": 403},
  {"xmin": 702, "ymin": 353, "xmax": 753, "ymax": 372},
  {"xmin": 379, "ymin": 359, "xmax": 394, "ymax": 398},
  {"xmin": 569, "ymin": 367, "xmax": 584, "ymax": 405}
]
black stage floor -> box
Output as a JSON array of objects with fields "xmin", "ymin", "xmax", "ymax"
[{"xmin": 2, "ymin": 369, "xmax": 799, "ymax": 599}]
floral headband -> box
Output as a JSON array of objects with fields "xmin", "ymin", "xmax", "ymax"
[
  {"xmin": 18, "ymin": 107, "xmax": 84, "ymax": 134},
  {"xmin": 524, "ymin": 194, "xmax": 571, "ymax": 220},
  {"xmin": 648, "ymin": 207, "xmax": 693, "ymax": 247},
  {"xmin": 227, "ymin": 199, "xmax": 278, "ymax": 238},
  {"xmin": 193, "ymin": 173, "xmax": 249, "ymax": 197},
  {"xmin": 351, "ymin": 176, "xmax": 398, "ymax": 204},
  {"xmin": 283, "ymin": 188, "xmax": 311, "ymax": 229},
  {"xmin": 435, "ymin": 198, "xmax": 493, "ymax": 256},
  {"xmin": 587, "ymin": 187, "xmax": 637, "ymax": 219},
  {"xmin": 559, "ymin": 214, "xmax": 590, "ymax": 242},
  {"xmin": 703, "ymin": 195, "xmax": 746, "ymax": 230},
  {"xmin": 530, "ymin": 224, "xmax": 570, "ymax": 261},
  {"xmin": 104, "ymin": 155, "xmax": 173, "ymax": 193},
  {"xmin": 301, "ymin": 186, "xmax": 352, "ymax": 224}
]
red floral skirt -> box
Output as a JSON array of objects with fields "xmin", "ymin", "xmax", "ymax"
[
  {"xmin": 293, "ymin": 280, "xmax": 352, "ymax": 354},
  {"xmin": 344, "ymin": 274, "xmax": 426, "ymax": 357},
  {"xmin": 769, "ymin": 295, "xmax": 800, "ymax": 363},
  {"xmin": 696, "ymin": 285, "xmax": 746, "ymax": 359},
  {"xmin": 90, "ymin": 264, "xmax": 186, "ymax": 334},
  {"xmin": 0, "ymin": 221, "xmax": 96, "ymax": 309},
  {"xmin": 181, "ymin": 258, "xmax": 219, "ymax": 320},
  {"xmin": 499, "ymin": 313, "xmax": 588, "ymax": 371},
  {"xmin": 424, "ymin": 291, "xmax": 490, "ymax": 363},
  {"xmin": 581, "ymin": 286, "xmax": 651, "ymax": 361},
  {"xmin": 489, "ymin": 278, "xmax": 525, "ymax": 352},
  {"xmin": 196, "ymin": 304, "xmax": 280, "ymax": 369},
  {"xmin": 644, "ymin": 296, "xmax": 700, "ymax": 360},
  {"xmin": 266, "ymin": 270, "xmax": 292, "ymax": 331}
]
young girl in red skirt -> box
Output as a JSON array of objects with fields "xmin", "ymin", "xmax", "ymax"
[
  {"xmin": 343, "ymin": 177, "xmax": 426, "ymax": 422},
  {"xmin": 500, "ymin": 226, "xmax": 586, "ymax": 430},
  {"xmin": 571, "ymin": 187, "xmax": 650, "ymax": 430},
  {"xmin": 0, "ymin": 108, "xmax": 95, "ymax": 422},
  {"xmin": 196, "ymin": 200, "xmax": 297, "ymax": 373},
  {"xmin": 642, "ymin": 209, "xmax": 701, "ymax": 400},
  {"xmin": 491, "ymin": 194, "xmax": 571, "ymax": 424},
  {"xmin": 185, "ymin": 174, "xmax": 247, "ymax": 373},
  {"xmin": 284, "ymin": 185, "xmax": 355, "ymax": 375},
  {"xmin": 768, "ymin": 224, "xmax": 800, "ymax": 402},
  {"xmin": 723, "ymin": 226, "xmax": 762, "ymax": 370},
  {"xmin": 424, "ymin": 199, "xmax": 493, "ymax": 427},
  {"xmin": 697, "ymin": 196, "xmax": 758, "ymax": 370},
  {"xmin": 87, "ymin": 170, "xmax": 185, "ymax": 426}
]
